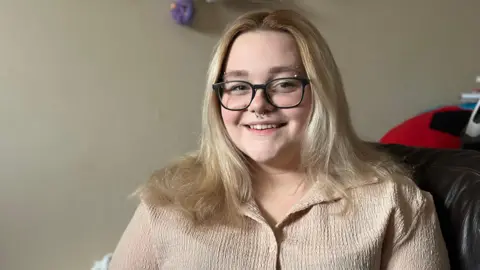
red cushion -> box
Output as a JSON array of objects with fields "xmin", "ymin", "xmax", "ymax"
[{"xmin": 380, "ymin": 106, "xmax": 461, "ymax": 149}]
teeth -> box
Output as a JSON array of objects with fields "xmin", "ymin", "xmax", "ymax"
[{"xmin": 249, "ymin": 124, "xmax": 279, "ymax": 130}]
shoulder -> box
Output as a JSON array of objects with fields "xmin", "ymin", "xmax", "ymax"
[
  {"xmin": 351, "ymin": 174, "xmax": 430, "ymax": 210},
  {"xmin": 351, "ymin": 176, "xmax": 449, "ymax": 268},
  {"xmin": 136, "ymin": 199, "xmax": 191, "ymax": 227},
  {"xmin": 348, "ymin": 175, "xmax": 434, "ymax": 228},
  {"xmin": 385, "ymin": 175, "xmax": 431, "ymax": 216},
  {"xmin": 136, "ymin": 153, "xmax": 203, "ymax": 205},
  {"xmin": 350, "ymin": 174, "xmax": 436, "ymax": 239}
]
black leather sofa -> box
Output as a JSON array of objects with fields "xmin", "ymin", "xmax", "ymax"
[{"xmin": 378, "ymin": 143, "xmax": 480, "ymax": 270}]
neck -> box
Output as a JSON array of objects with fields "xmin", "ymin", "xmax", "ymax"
[
  {"xmin": 251, "ymin": 163, "xmax": 308, "ymax": 197},
  {"xmin": 248, "ymin": 148, "xmax": 307, "ymax": 195}
]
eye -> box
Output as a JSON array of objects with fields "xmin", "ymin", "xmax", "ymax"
[
  {"xmin": 231, "ymin": 84, "xmax": 248, "ymax": 91},
  {"xmin": 279, "ymin": 81, "xmax": 296, "ymax": 88},
  {"xmin": 269, "ymin": 79, "xmax": 302, "ymax": 92},
  {"xmin": 221, "ymin": 81, "xmax": 252, "ymax": 97},
  {"xmin": 224, "ymin": 82, "xmax": 251, "ymax": 92}
]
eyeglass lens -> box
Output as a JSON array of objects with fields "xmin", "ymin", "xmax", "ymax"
[{"xmin": 218, "ymin": 78, "xmax": 304, "ymax": 110}]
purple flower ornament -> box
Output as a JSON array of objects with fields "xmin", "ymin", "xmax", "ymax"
[{"xmin": 170, "ymin": 0, "xmax": 195, "ymax": 26}]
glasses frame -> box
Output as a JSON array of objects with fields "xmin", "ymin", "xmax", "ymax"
[{"xmin": 212, "ymin": 77, "xmax": 310, "ymax": 111}]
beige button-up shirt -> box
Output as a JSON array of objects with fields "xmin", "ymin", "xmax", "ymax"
[{"xmin": 109, "ymin": 177, "xmax": 449, "ymax": 269}]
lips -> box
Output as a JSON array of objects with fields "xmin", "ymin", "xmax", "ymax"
[{"xmin": 245, "ymin": 123, "xmax": 287, "ymax": 130}]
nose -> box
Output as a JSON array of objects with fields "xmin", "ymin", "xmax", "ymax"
[{"xmin": 248, "ymin": 88, "xmax": 274, "ymax": 114}]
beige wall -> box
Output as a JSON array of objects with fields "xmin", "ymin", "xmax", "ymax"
[{"xmin": 0, "ymin": 0, "xmax": 478, "ymax": 269}]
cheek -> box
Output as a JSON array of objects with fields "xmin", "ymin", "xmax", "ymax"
[
  {"xmin": 291, "ymin": 89, "xmax": 312, "ymax": 125},
  {"xmin": 221, "ymin": 108, "xmax": 242, "ymax": 127},
  {"xmin": 302, "ymin": 86, "xmax": 313, "ymax": 110}
]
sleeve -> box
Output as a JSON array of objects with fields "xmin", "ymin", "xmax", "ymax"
[
  {"xmin": 381, "ymin": 189, "xmax": 450, "ymax": 270},
  {"xmin": 109, "ymin": 202, "xmax": 159, "ymax": 270}
]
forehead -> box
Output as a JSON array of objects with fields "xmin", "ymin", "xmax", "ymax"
[{"xmin": 224, "ymin": 30, "xmax": 303, "ymax": 76}]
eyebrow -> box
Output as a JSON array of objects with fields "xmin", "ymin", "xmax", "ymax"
[{"xmin": 223, "ymin": 65, "xmax": 303, "ymax": 80}]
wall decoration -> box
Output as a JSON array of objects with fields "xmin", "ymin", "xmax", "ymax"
[
  {"xmin": 170, "ymin": 0, "xmax": 195, "ymax": 25},
  {"xmin": 169, "ymin": 0, "xmax": 283, "ymax": 26}
]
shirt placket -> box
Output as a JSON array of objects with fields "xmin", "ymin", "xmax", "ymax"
[
  {"xmin": 242, "ymin": 202, "xmax": 280, "ymax": 269},
  {"xmin": 241, "ymin": 182, "xmax": 346, "ymax": 270}
]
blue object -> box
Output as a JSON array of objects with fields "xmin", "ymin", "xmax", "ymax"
[
  {"xmin": 459, "ymin": 102, "xmax": 477, "ymax": 110},
  {"xmin": 170, "ymin": 0, "xmax": 195, "ymax": 26},
  {"xmin": 423, "ymin": 103, "xmax": 475, "ymax": 114}
]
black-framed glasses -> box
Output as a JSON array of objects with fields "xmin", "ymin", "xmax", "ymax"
[{"xmin": 212, "ymin": 77, "xmax": 310, "ymax": 111}]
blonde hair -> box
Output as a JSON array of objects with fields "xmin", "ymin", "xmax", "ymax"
[{"xmin": 136, "ymin": 9, "xmax": 407, "ymax": 225}]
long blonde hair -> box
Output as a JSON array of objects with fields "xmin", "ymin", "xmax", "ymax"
[{"xmin": 137, "ymin": 9, "xmax": 406, "ymax": 225}]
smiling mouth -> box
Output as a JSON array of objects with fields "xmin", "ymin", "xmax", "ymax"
[{"xmin": 245, "ymin": 123, "xmax": 287, "ymax": 130}]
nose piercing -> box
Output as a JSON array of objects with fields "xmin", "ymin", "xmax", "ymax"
[{"xmin": 255, "ymin": 112, "xmax": 265, "ymax": 119}]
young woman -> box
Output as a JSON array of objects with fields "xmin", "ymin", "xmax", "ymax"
[{"xmin": 109, "ymin": 9, "xmax": 449, "ymax": 269}]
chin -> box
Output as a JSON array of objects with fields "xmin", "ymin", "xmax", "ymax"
[
  {"xmin": 244, "ymin": 145, "xmax": 299, "ymax": 167},
  {"xmin": 242, "ymin": 147, "xmax": 279, "ymax": 164},
  {"xmin": 247, "ymin": 154, "xmax": 279, "ymax": 165}
]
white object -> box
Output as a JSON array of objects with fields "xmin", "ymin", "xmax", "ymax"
[
  {"xmin": 461, "ymin": 93, "xmax": 480, "ymax": 100},
  {"xmin": 91, "ymin": 253, "xmax": 112, "ymax": 270},
  {"xmin": 465, "ymin": 100, "xmax": 480, "ymax": 137}
]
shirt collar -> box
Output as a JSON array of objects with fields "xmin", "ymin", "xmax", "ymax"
[
  {"xmin": 241, "ymin": 176, "xmax": 380, "ymax": 225},
  {"xmin": 292, "ymin": 175, "xmax": 380, "ymax": 212}
]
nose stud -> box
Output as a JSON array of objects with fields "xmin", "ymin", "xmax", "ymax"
[{"xmin": 255, "ymin": 112, "xmax": 265, "ymax": 119}]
